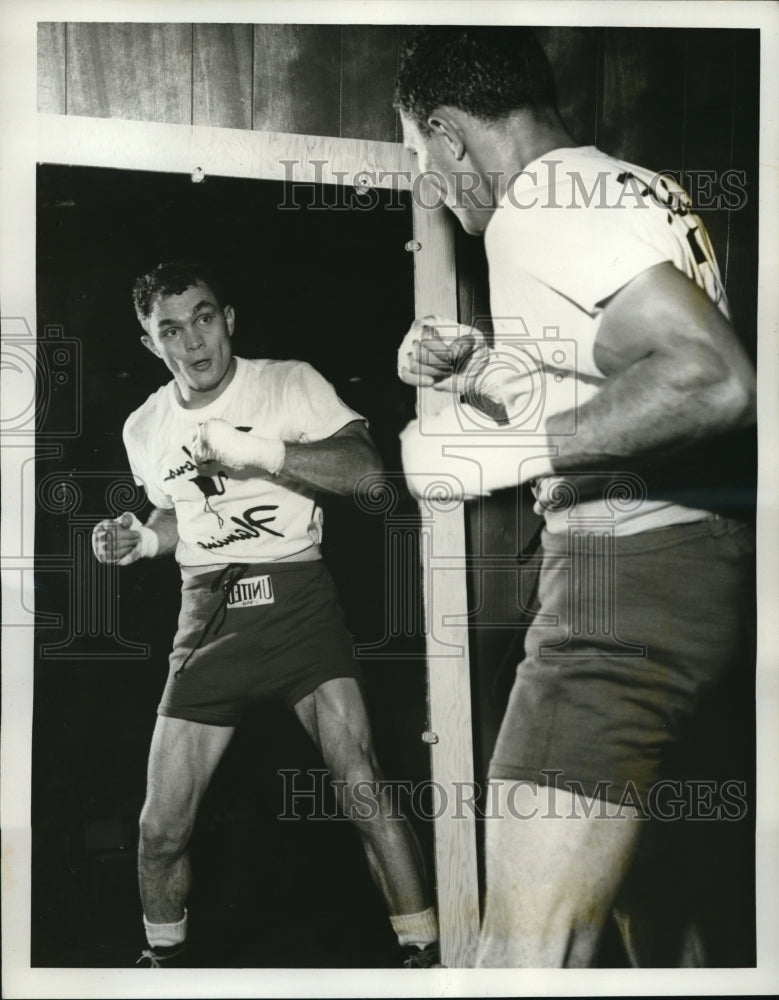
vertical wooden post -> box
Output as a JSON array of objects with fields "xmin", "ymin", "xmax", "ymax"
[{"xmin": 411, "ymin": 200, "xmax": 480, "ymax": 968}]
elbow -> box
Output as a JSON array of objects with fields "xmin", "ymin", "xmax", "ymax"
[
  {"xmin": 357, "ymin": 445, "xmax": 384, "ymax": 488},
  {"xmin": 714, "ymin": 369, "xmax": 756, "ymax": 431},
  {"xmin": 685, "ymin": 348, "xmax": 756, "ymax": 433},
  {"xmin": 732, "ymin": 383, "xmax": 756, "ymax": 429},
  {"xmin": 342, "ymin": 446, "xmax": 383, "ymax": 498}
]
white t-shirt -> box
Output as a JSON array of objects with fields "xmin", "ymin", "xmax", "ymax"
[
  {"xmin": 484, "ymin": 145, "xmax": 729, "ymax": 534},
  {"xmin": 123, "ymin": 357, "xmax": 364, "ymax": 567}
]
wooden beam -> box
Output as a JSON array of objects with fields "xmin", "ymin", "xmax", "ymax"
[
  {"xmin": 36, "ymin": 113, "xmax": 409, "ymax": 190},
  {"xmin": 411, "ymin": 200, "xmax": 480, "ymax": 968}
]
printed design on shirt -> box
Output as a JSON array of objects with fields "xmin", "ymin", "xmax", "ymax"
[
  {"xmin": 197, "ymin": 504, "xmax": 283, "ymax": 551},
  {"xmin": 189, "ymin": 467, "xmax": 228, "ymax": 528},
  {"xmin": 162, "ymin": 427, "xmax": 286, "ymax": 547},
  {"xmin": 616, "ymin": 168, "xmax": 725, "ymax": 309},
  {"xmin": 163, "ymin": 443, "xmax": 230, "ymax": 528},
  {"xmin": 163, "ymin": 447, "xmax": 198, "ymax": 482}
]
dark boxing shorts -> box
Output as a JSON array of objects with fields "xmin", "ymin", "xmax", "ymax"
[
  {"xmin": 158, "ymin": 560, "xmax": 361, "ymax": 726},
  {"xmin": 488, "ymin": 516, "xmax": 755, "ymax": 803}
]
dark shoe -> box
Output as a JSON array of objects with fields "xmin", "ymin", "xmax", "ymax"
[
  {"xmin": 402, "ymin": 941, "xmax": 444, "ymax": 968},
  {"xmin": 136, "ymin": 943, "xmax": 187, "ymax": 968}
]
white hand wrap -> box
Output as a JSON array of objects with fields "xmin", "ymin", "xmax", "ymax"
[
  {"xmin": 400, "ymin": 406, "xmax": 555, "ymax": 501},
  {"xmin": 397, "ymin": 319, "xmax": 491, "ymax": 394},
  {"xmin": 192, "ymin": 418, "xmax": 286, "ymax": 474},
  {"xmin": 116, "ymin": 512, "xmax": 159, "ymax": 566}
]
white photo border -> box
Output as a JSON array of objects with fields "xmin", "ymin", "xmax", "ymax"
[{"xmin": 2, "ymin": 1, "xmax": 778, "ymax": 997}]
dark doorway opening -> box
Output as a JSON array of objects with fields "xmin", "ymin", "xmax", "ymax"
[{"xmin": 33, "ymin": 163, "xmax": 433, "ymax": 968}]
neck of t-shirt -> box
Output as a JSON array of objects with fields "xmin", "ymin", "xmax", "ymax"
[{"xmin": 169, "ymin": 356, "xmax": 253, "ymax": 419}]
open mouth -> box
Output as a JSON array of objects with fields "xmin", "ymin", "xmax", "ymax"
[{"xmin": 191, "ymin": 359, "xmax": 212, "ymax": 372}]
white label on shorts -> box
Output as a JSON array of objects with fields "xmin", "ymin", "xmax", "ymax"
[{"xmin": 227, "ymin": 574, "xmax": 275, "ymax": 608}]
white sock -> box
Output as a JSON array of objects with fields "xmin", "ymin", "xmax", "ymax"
[
  {"xmin": 390, "ymin": 906, "xmax": 439, "ymax": 949},
  {"xmin": 143, "ymin": 908, "xmax": 188, "ymax": 948}
]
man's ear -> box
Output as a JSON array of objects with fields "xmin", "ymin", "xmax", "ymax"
[
  {"xmin": 224, "ymin": 304, "xmax": 235, "ymax": 336},
  {"xmin": 427, "ymin": 109, "xmax": 466, "ymax": 161},
  {"xmin": 140, "ymin": 334, "xmax": 161, "ymax": 358}
]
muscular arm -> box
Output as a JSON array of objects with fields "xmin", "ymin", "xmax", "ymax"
[
  {"xmin": 280, "ymin": 420, "xmax": 383, "ymax": 496},
  {"xmin": 193, "ymin": 417, "xmax": 383, "ymax": 497},
  {"xmin": 548, "ymin": 262, "xmax": 756, "ymax": 471}
]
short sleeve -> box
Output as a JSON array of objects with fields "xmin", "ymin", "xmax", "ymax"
[
  {"xmin": 122, "ymin": 416, "xmax": 174, "ymax": 510},
  {"xmin": 281, "ymin": 362, "xmax": 365, "ymax": 443},
  {"xmin": 492, "ymin": 159, "xmax": 673, "ymax": 314}
]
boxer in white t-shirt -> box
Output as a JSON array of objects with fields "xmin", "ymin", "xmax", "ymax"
[
  {"xmin": 92, "ymin": 261, "xmax": 440, "ymax": 968},
  {"xmin": 394, "ymin": 27, "xmax": 756, "ymax": 968}
]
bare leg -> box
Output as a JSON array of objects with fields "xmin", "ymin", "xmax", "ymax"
[
  {"xmin": 476, "ymin": 780, "xmax": 644, "ymax": 968},
  {"xmin": 612, "ymin": 824, "xmax": 707, "ymax": 967},
  {"xmin": 138, "ymin": 715, "xmax": 235, "ymax": 924},
  {"xmin": 293, "ymin": 678, "xmax": 429, "ymax": 916},
  {"xmin": 613, "ymin": 906, "xmax": 706, "ymax": 968}
]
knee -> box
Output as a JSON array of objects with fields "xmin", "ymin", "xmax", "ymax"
[
  {"xmin": 478, "ymin": 868, "xmax": 612, "ymax": 968},
  {"xmin": 139, "ymin": 800, "xmax": 193, "ymax": 860},
  {"xmin": 479, "ymin": 897, "xmax": 603, "ymax": 969}
]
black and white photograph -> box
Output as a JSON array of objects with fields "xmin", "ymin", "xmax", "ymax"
[{"xmin": 2, "ymin": 2, "xmax": 778, "ymax": 997}]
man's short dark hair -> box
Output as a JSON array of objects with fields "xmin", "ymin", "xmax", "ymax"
[
  {"xmin": 132, "ymin": 261, "xmax": 226, "ymax": 325},
  {"xmin": 394, "ymin": 26, "xmax": 557, "ymax": 131}
]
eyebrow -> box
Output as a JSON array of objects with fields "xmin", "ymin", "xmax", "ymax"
[{"xmin": 157, "ymin": 300, "xmax": 215, "ymax": 329}]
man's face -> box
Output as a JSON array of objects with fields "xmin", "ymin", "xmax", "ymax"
[
  {"xmin": 141, "ymin": 281, "xmax": 236, "ymax": 407},
  {"xmin": 401, "ymin": 111, "xmax": 494, "ymax": 236}
]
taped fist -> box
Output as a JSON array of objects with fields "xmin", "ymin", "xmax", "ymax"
[
  {"xmin": 191, "ymin": 418, "xmax": 286, "ymax": 474},
  {"xmin": 397, "ymin": 315, "xmax": 490, "ymax": 395},
  {"xmin": 92, "ymin": 512, "xmax": 159, "ymax": 566}
]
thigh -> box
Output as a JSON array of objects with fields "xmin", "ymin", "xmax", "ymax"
[
  {"xmin": 479, "ymin": 781, "xmax": 645, "ymax": 966},
  {"xmin": 485, "ymin": 780, "xmax": 643, "ymax": 890},
  {"xmin": 292, "ymin": 677, "xmax": 377, "ymax": 774},
  {"xmin": 144, "ymin": 714, "xmax": 235, "ymax": 824}
]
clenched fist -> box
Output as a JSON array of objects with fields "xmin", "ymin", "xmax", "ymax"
[
  {"xmin": 397, "ymin": 315, "xmax": 490, "ymax": 394},
  {"xmin": 191, "ymin": 419, "xmax": 286, "ymax": 474},
  {"xmin": 92, "ymin": 512, "xmax": 159, "ymax": 565}
]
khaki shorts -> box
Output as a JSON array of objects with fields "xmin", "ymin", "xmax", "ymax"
[{"xmin": 488, "ymin": 517, "xmax": 755, "ymax": 803}]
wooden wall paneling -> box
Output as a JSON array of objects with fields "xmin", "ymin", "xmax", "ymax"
[
  {"xmin": 341, "ymin": 25, "xmax": 399, "ymax": 142},
  {"xmin": 453, "ymin": 227, "xmax": 536, "ymax": 787},
  {"xmin": 466, "ymin": 488, "xmax": 541, "ymax": 780},
  {"xmin": 193, "ymin": 24, "xmax": 253, "ymax": 130},
  {"xmin": 721, "ymin": 29, "xmax": 760, "ymax": 355},
  {"xmin": 455, "ymin": 220, "xmax": 492, "ymax": 335},
  {"xmin": 37, "ymin": 23, "xmax": 66, "ymax": 115},
  {"xmin": 66, "ymin": 23, "xmax": 192, "ymax": 124},
  {"xmin": 599, "ymin": 27, "xmax": 688, "ymax": 172},
  {"xmin": 538, "ymin": 26, "xmax": 601, "ymax": 147},
  {"xmin": 412, "ymin": 200, "xmax": 480, "ymax": 968},
  {"xmin": 396, "ymin": 24, "xmax": 426, "ymax": 142},
  {"xmin": 680, "ymin": 29, "xmax": 736, "ymax": 290},
  {"xmin": 252, "ymin": 24, "xmax": 341, "ymax": 137}
]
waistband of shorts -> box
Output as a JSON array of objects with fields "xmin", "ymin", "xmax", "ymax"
[
  {"xmin": 180, "ymin": 553, "xmax": 323, "ymax": 581},
  {"xmin": 540, "ymin": 513, "xmax": 751, "ymax": 556}
]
